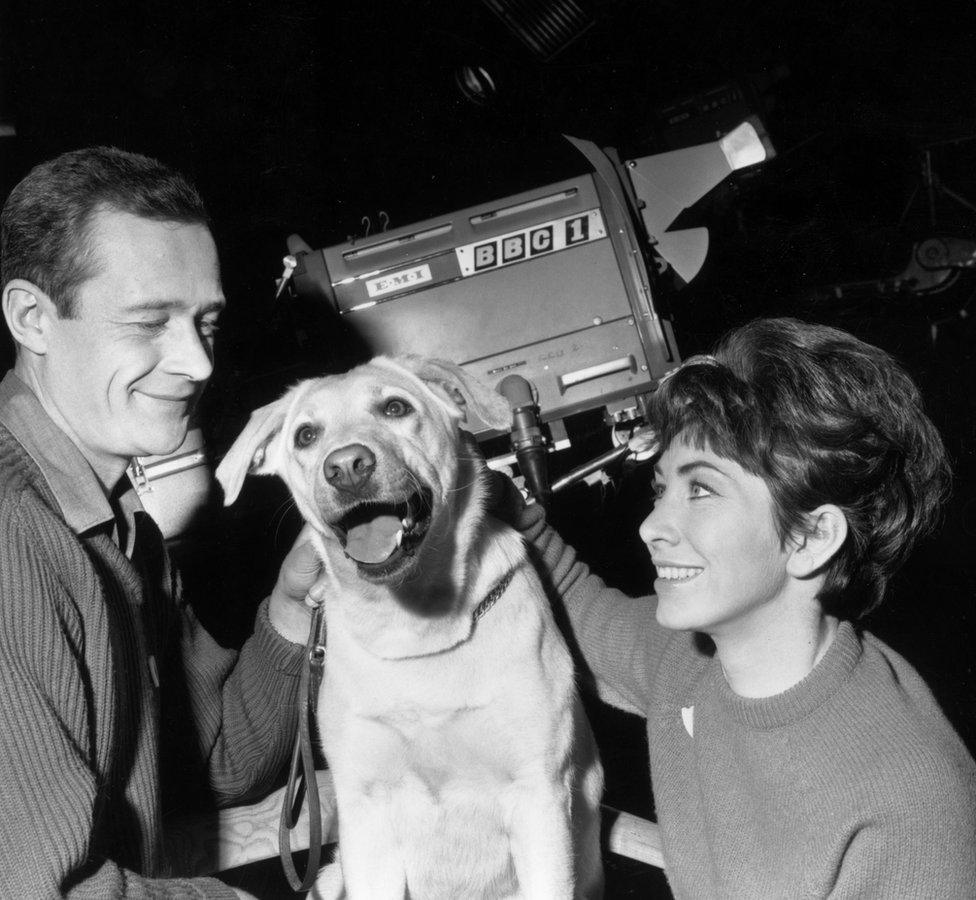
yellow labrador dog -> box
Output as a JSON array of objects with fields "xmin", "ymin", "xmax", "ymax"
[{"xmin": 216, "ymin": 356, "xmax": 603, "ymax": 899}]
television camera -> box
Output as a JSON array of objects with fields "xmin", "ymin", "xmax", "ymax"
[
  {"xmin": 277, "ymin": 122, "xmax": 773, "ymax": 506},
  {"xmin": 131, "ymin": 121, "xmax": 773, "ymax": 534}
]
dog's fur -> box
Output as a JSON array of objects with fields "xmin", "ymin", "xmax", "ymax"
[{"xmin": 216, "ymin": 356, "xmax": 603, "ymax": 899}]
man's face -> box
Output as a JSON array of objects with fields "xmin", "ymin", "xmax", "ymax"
[
  {"xmin": 639, "ymin": 434, "xmax": 794, "ymax": 640},
  {"xmin": 39, "ymin": 209, "xmax": 224, "ymax": 485}
]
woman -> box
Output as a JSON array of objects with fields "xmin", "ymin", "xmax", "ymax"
[{"xmin": 509, "ymin": 317, "xmax": 976, "ymax": 897}]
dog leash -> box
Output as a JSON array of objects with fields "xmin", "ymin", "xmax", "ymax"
[
  {"xmin": 278, "ymin": 570, "xmax": 515, "ymax": 891},
  {"xmin": 279, "ymin": 597, "xmax": 328, "ymax": 892}
]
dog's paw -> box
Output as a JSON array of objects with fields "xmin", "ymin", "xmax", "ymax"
[{"xmin": 310, "ymin": 859, "xmax": 345, "ymax": 900}]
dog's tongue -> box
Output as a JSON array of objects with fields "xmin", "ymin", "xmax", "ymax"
[{"xmin": 344, "ymin": 514, "xmax": 402, "ymax": 564}]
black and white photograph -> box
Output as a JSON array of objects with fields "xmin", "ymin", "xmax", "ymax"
[{"xmin": 1, "ymin": 1, "xmax": 975, "ymax": 897}]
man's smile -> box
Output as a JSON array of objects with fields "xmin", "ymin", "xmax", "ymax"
[{"xmin": 136, "ymin": 389, "xmax": 197, "ymax": 403}]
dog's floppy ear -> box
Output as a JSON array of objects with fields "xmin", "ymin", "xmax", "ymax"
[
  {"xmin": 385, "ymin": 355, "xmax": 511, "ymax": 431},
  {"xmin": 214, "ymin": 396, "xmax": 291, "ymax": 505}
]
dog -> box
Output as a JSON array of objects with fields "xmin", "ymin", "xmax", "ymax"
[{"xmin": 216, "ymin": 355, "xmax": 603, "ymax": 899}]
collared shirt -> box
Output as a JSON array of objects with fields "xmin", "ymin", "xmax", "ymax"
[{"xmin": 0, "ymin": 369, "xmax": 140, "ymax": 556}]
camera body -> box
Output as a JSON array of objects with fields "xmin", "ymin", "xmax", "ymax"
[{"xmin": 294, "ymin": 167, "xmax": 678, "ymax": 437}]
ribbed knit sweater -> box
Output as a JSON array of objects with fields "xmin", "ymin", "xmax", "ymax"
[
  {"xmin": 0, "ymin": 377, "xmax": 305, "ymax": 897},
  {"xmin": 516, "ymin": 501, "xmax": 976, "ymax": 899}
]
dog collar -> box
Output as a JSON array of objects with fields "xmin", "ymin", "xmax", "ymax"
[{"xmin": 472, "ymin": 570, "xmax": 515, "ymax": 623}]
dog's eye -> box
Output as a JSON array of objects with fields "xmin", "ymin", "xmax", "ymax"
[
  {"xmin": 383, "ymin": 398, "xmax": 413, "ymax": 418},
  {"xmin": 294, "ymin": 424, "xmax": 319, "ymax": 448}
]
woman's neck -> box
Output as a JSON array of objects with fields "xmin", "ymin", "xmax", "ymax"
[{"xmin": 714, "ymin": 600, "xmax": 839, "ymax": 699}]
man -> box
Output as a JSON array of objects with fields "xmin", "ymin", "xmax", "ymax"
[{"xmin": 0, "ymin": 147, "xmax": 317, "ymax": 897}]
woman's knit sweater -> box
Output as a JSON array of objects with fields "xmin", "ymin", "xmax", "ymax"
[{"xmin": 517, "ymin": 500, "xmax": 976, "ymax": 899}]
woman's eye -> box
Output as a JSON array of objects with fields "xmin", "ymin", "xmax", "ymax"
[
  {"xmin": 383, "ymin": 398, "xmax": 413, "ymax": 418},
  {"xmin": 294, "ymin": 424, "xmax": 319, "ymax": 448},
  {"xmin": 690, "ymin": 481, "xmax": 714, "ymax": 499},
  {"xmin": 651, "ymin": 482, "xmax": 665, "ymax": 500}
]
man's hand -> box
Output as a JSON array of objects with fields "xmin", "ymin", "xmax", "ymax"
[{"xmin": 268, "ymin": 525, "xmax": 325, "ymax": 644}]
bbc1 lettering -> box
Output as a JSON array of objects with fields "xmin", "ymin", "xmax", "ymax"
[{"xmin": 456, "ymin": 209, "xmax": 606, "ymax": 277}]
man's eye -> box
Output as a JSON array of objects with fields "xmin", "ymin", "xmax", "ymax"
[
  {"xmin": 135, "ymin": 319, "xmax": 168, "ymax": 334},
  {"xmin": 383, "ymin": 398, "xmax": 413, "ymax": 418},
  {"xmin": 199, "ymin": 318, "xmax": 221, "ymax": 339},
  {"xmin": 294, "ymin": 424, "xmax": 319, "ymax": 448}
]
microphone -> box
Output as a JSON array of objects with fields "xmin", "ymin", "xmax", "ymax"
[{"xmin": 498, "ymin": 375, "xmax": 550, "ymax": 508}]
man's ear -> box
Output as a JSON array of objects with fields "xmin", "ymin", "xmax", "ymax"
[
  {"xmin": 2, "ymin": 279, "xmax": 54, "ymax": 355},
  {"xmin": 787, "ymin": 504, "xmax": 849, "ymax": 579}
]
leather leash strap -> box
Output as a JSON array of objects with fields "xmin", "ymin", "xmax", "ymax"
[
  {"xmin": 279, "ymin": 602, "xmax": 327, "ymax": 892},
  {"xmin": 277, "ymin": 570, "xmax": 515, "ymax": 891}
]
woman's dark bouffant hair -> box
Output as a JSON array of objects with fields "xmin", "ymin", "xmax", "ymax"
[{"xmin": 648, "ymin": 317, "xmax": 951, "ymax": 620}]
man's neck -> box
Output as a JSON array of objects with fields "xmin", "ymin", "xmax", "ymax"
[{"xmin": 13, "ymin": 358, "xmax": 127, "ymax": 494}]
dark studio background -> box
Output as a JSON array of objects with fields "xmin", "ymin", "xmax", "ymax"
[{"xmin": 2, "ymin": 2, "xmax": 976, "ymax": 896}]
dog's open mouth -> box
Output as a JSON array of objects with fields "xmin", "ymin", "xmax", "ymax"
[{"xmin": 332, "ymin": 488, "xmax": 434, "ymax": 573}]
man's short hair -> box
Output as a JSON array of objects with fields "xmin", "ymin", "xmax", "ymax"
[
  {"xmin": 649, "ymin": 317, "xmax": 950, "ymax": 619},
  {"xmin": 1, "ymin": 146, "xmax": 211, "ymax": 318}
]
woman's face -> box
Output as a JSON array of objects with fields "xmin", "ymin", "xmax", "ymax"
[{"xmin": 639, "ymin": 434, "xmax": 795, "ymax": 641}]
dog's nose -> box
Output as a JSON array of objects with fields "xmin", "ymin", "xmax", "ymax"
[{"xmin": 323, "ymin": 443, "xmax": 377, "ymax": 494}]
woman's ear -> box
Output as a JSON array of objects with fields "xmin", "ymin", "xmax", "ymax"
[
  {"xmin": 787, "ymin": 505, "xmax": 848, "ymax": 579},
  {"xmin": 2, "ymin": 279, "xmax": 53, "ymax": 355}
]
